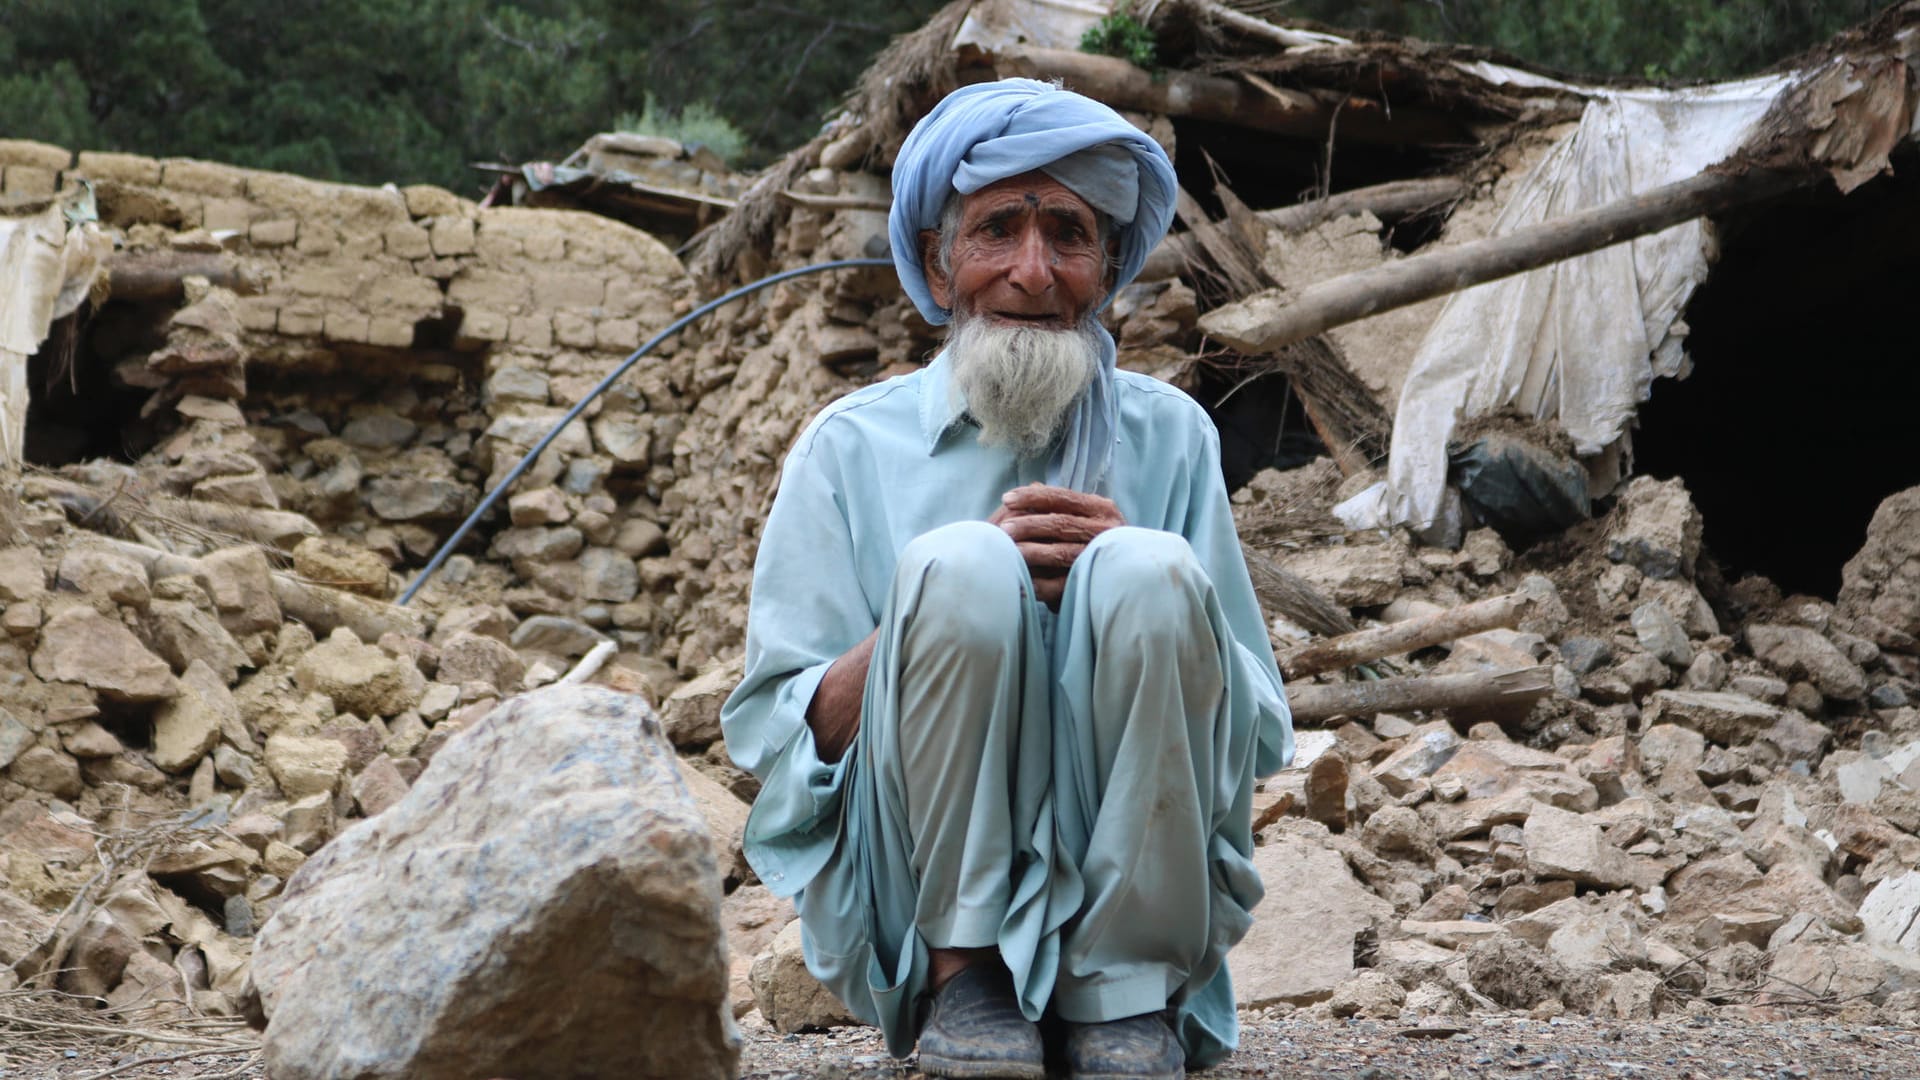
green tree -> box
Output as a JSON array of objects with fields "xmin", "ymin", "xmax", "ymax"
[{"xmin": 1277, "ymin": 0, "xmax": 1889, "ymax": 81}]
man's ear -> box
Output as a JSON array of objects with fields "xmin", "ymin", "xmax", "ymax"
[
  {"xmin": 919, "ymin": 228, "xmax": 952, "ymax": 309},
  {"xmin": 1103, "ymin": 235, "xmax": 1121, "ymax": 293}
]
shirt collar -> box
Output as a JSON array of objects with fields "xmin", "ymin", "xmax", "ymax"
[{"xmin": 918, "ymin": 350, "xmax": 975, "ymax": 454}]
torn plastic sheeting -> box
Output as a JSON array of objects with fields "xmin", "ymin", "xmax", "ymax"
[
  {"xmin": 1450, "ymin": 433, "xmax": 1590, "ymax": 544},
  {"xmin": 1336, "ymin": 75, "xmax": 1790, "ymax": 533},
  {"xmin": 0, "ymin": 190, "xmax": 110, "ymax": 464}
]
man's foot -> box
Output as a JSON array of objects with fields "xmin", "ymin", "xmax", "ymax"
[
  {"xmin": 1065, "ymin": 1012, "xmax": 1184, "ymax": 1080},
  {"xmin": 916, "ymin": 964, "xmax": 1046, "ymax": 1080}
]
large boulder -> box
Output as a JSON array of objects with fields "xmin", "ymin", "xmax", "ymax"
[
  {"xmin": 1229, "ymin": 822, "xmax": 1393, "ymax": 1006},
  {"xmin": 1839, "ymin": 486, "xmax": 1920, "ymax": 643},
  {"xmin": 249, "ymin": 685, "xmax": 738, "ymax": 1079}
]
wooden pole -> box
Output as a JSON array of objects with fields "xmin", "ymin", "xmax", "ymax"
[
  {"xmin": 1280, "ymin": 591, "xmax": 1533, "ymax": 679},
  {"xmin": 107, "ymin": 252, "xmax": 259, "ymax": 301},
  {"xmin": 1286, "ymin": 666, "xmax": 1553, "ymax": 724},
  {"xmin": 1140, "ymin": 176, "xmax": 1468, "ymax": 282},
  {"xmin": 1199, "ymin": 166, "xmax": 1807, "ymax": 354},
  {"xmin": 990, "ymin": 46, "xmax": 1467, "ymax": 147}
]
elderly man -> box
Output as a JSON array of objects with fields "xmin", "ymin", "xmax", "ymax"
[{"xmin": 722, "ymin": 79, "xmax": 1293, "ymax": 1080}]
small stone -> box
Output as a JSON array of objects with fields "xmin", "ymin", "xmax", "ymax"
[
  {"xmin": 1631, "ymin": 602, "xmax": 1693, "ymax": 667},
  {"xmin": 340, "ymin": 412, "xmax": 418, "ymax": 450},
  {"xmin": 1370, "ymin": 721, "xmax": 1461, "ymax": 795},
  {"xmin": 293, "ymin": 628, "xmax": 424, "ymax": 717},
  {"xmin": 662, "ymin": 656, "xmax": 745, "ymax": 749},
  {"xmin": 1871, "ymin": 683, "xmax": 1910, "ymax": 709},
  {"xmin": 435, "ymin": 633, "xmax": 526, "ymax": 694},
  {"xmin": 265, "ymin": 733, "xmax": 351, "ymax": 799},
  {"xmin": 1606, "ymin": 476, "xmax": 1702, "ymax": 580},
  {"xmin": 9, "ymin": 746, "xmax": 84, "ymax": 798},
  {"xmin": 31, "ymin": 606, "xmax": 176, "ymax": 703},
  {"xmin": 1746, "ymin": 624, "xmax": 1869, "ymax": 701},
  {"xmin": 292, "ymin": 537, "xmax": 391, "ymax": 598},
  {"xmin": 1558, "ymin": 637, "xmax": 1613, "ymax": 676},
  {"xmin": 56, "ymin": 547, "xmax": 150, "ymax": 607},
  {"xmin": 152, "ymin": 660, "xmax": 240, "ymax": 774},
  {"xmin": 352, "ymin": 755, "xmax": 411, "ymax": 817},
  {"xmin": 509, "ymin": 615, "xmax": 608, "ymax": 658},
  {"xmin": 60, "ymin": 721, "xmax": 123, "ymax": 758}
]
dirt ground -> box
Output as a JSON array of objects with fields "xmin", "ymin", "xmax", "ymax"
[
  {"xmin": 731, "ymin": 1013, "xmax": 1920, "ymax": 1080},
  {"xmin": 6, "ymin": 1005, "xmax": 1918, "ymax": 1079}
]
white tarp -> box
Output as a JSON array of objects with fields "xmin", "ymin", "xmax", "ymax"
[
  {"xmin": 1337, "ymin": 75, "xmax": 1792, "ymax": 532},
  {"xmin": 0, "ymin": 190, "xmax": 109, "ymax": 464}
]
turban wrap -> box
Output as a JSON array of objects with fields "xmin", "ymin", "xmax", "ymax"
[{"xmin": 889, "ymin": 77, "xmax": 1178, "ymax": 493}]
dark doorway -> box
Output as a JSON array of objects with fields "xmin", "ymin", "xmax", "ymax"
[{"xmin": 1633, "ymin": 153, "xmax": 1920, "ymax": 598}]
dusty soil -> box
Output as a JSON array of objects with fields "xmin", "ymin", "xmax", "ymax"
[{"xmin": 730, "ymin": 1012, "xmax": 1920, "ymax": 1079}]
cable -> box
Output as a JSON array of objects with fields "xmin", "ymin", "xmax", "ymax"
[{"xmin": 398, "ymin": 256, "xmax": 895, "ymax": 605}]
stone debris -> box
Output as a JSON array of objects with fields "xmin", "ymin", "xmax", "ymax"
[
  {"xmin": 249, "ymin": 686, "xmax": 738, "ymax": 1078},
  {"xmin": 1, "ymin": 136, "xmax": 1918, "ymax": 1053}
]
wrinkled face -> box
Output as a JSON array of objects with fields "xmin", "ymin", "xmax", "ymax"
[{"xmin": 920, "ymin": 172, "xmax": 1115, "ymax": 329}]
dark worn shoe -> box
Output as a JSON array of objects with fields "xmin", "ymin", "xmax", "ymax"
[
  {"xmin": 1066, "ymin": 1011, "xmax": 1184, "ymax": 1080},
  {"xmin": 916, "ymin": 964, "xmax": 1047, "ymax": 1080}
]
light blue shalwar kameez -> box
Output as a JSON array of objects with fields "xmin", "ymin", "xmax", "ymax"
[{"xmin": 720, "ymin": 356, "xmax": 1294, "ymax": 1067}]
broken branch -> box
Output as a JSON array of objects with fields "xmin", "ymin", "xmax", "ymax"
[
  {"xmin": 1281, "ymin": 590, "xmax": 1534, "ymax": 679},
  {"xmin": 1200, "ymin": 165, "xmax": 1807, "ymax": 353},
  {"xmin": 1285, "ymin": 666, "xmax": 1553, "ymax": 724}
]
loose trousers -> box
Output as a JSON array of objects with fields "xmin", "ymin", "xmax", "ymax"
[{"xmin": 792, "ymin": 521, "xmax": 1262, "ymax": 1064}]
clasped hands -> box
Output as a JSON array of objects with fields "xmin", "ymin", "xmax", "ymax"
[{"xmin": 989, "ymin": 482, "xmax": 1126, "ymax": 610}]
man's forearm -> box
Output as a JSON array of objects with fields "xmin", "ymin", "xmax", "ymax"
[{"xmin": 806, "ymin": 630, "xmax": 878, "ymax": 764}]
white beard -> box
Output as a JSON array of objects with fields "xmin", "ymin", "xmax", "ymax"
[{"xmin": 946, "ymin": 314, "xmax": 1101, "ymax": 459}]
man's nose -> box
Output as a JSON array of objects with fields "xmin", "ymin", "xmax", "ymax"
[{"xmin": 1006, "ymin": 226, "xmax": 1053, "ymax": 295}]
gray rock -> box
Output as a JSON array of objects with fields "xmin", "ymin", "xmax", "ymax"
[
  {"xmin": 1230, "ymin": 824, "xmax": 1393, "ymax": 1006},
  {"xmin": 1558, "ymin": 637, "xmax": 1613, "ymax": 676},
  {"xmin": 1745, "ymin": 624, "xmax": 1868, "ymax": 701},
  {"xmin": 749, "ymin": 920, "xmax": 861, "ymax": 1032},
  {"xmin": 579, "ymin": 547, "xmax": 640, "ymax": 603},
  {"xmin": 663, "ymin": 655, "xmax": 745, "ymax": 749},
  {"xmin": 1860, "ymin": 871, "xmax": 1920, "ymax": 952},
  {"xmin": 10, "ymin": 745, "xmax": 83, "ymax": 797},
  {"xmin": 1370, "ymin": 720, "xmax": 1462, "ymax": 796},
  {"xmin": 1606, "ymin": 476, "xmax": 1702, "ymax": 580},
  {"xmin": 0, "ymin": 708, "xmax": 36, "ymax": 769},
  {"xmin": 1839, "ymin": 485, "xmax": 1920, "ymax": 640},
  {"xmin": 509, "ymin": 615, "xmax": 608, "ymax": 658},
  {"xmin": 435, "ymin": 632, "xmax": 526, "ymax": 694},
  {"xmin": 1872, "ymin": 683, "xmax": 1911, "ymax": 710},
  {"xmin": 144, "ymin": 598, "xmax": 251, "ymax": 685},
  {"xmin": 1523, "ymin": 804, "xmax": 1651, "ymax": 889},
  {"xmin": 1684, "ymin": 651, "xmax": 1728, "ymax": 691},
  {"xmin": 251, "ymin": 686, "xmax": 737, "ymax": 1079},
  {"xmin": 1631, "ymin": 602, "xmax": 1693, "ymax": 667},
  {"xmin": 492, "ymin": 526, "xmax": 585, "ymax": 562},
  {"xmin": 366, "ymin": 476, "xmax": 471, "ymax": 521},
  {"xmin": 1641, "ymin": 690, "xmax": 1781, "ymax": 746},
  {"xmin": 56, "ymin": 547, "xmax": 150, "ymax": 607},
  {"xmin": 486, "ymin": 366, "xmax": 549, "ymax": 404},
  {"xmin": 563, "ymin": 458, "xmax": 606, "ymax": 495},
  {"xmin": 341, "ymin": 413, "xmax": 418, "ymax": 450},
  {"xmin": 592, "ymin": 415, "xmax": 653, "ymax": 464}
]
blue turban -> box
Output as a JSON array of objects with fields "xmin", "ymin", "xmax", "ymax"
[{"xmin": 889, "ymin": 77, "xmax": 1179, "ymax": 492}]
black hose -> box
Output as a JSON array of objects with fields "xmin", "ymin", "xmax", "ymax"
[{"xmin": 398, "ymin": 256, "xmax": 895, "ymax": 605}]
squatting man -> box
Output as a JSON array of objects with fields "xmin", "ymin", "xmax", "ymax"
[{"xmin": 723, "ymin": 79, "xmax": 1294, "ymax": 1080}]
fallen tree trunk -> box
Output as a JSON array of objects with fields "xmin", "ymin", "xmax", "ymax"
[
  {"xmin": 1285, "ymin": 666, "xmax": 1553, "ymax": 724},
  {"xmin": 1200, "ymin": 165, "xmax": 1807, "ymax": 353},
  {"xmin": 990, "ymin": 46, "xmax": 1466, "ymax": 147},
  {"xmin": 1280, "ymin": 590, "xmax": 1533, "ymax": 680}
]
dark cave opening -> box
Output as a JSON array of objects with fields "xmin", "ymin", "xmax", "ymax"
[
  {"xmin": 1632, "ymin": 152, "xmax": 1920, "ymax": 599},
  {"xmin": 1193, "ymin": 366, "xmax": 1328, "ymax": 493}
]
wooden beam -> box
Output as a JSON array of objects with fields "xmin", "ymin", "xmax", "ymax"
[
  {"xmin": 990, "ymin": 46, "xmax": 1468, "ymax": 147},
  {"xmin": 1286, "ymin": 666, "xmax": 1553, "ymax": 724},
  {"xmin": 1200, "ymin": 165, "xmax": 1806, "ymax": 354},
  {"xmin": 1280, "ymin": 591, "xmax": 1532, "ymax": 680},
  {"xmin": 107, "ymin": 252, "xmax": 259, "ymax": 302}
]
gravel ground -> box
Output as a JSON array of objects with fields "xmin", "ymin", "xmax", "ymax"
[
  {"xmin": 735, "ymin": 1011, "xmax": 1920, "ymax": 1080},
  {"xmin": 7, "ymin": 1008, "xmax": 1915, "ymax": 1078}
]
